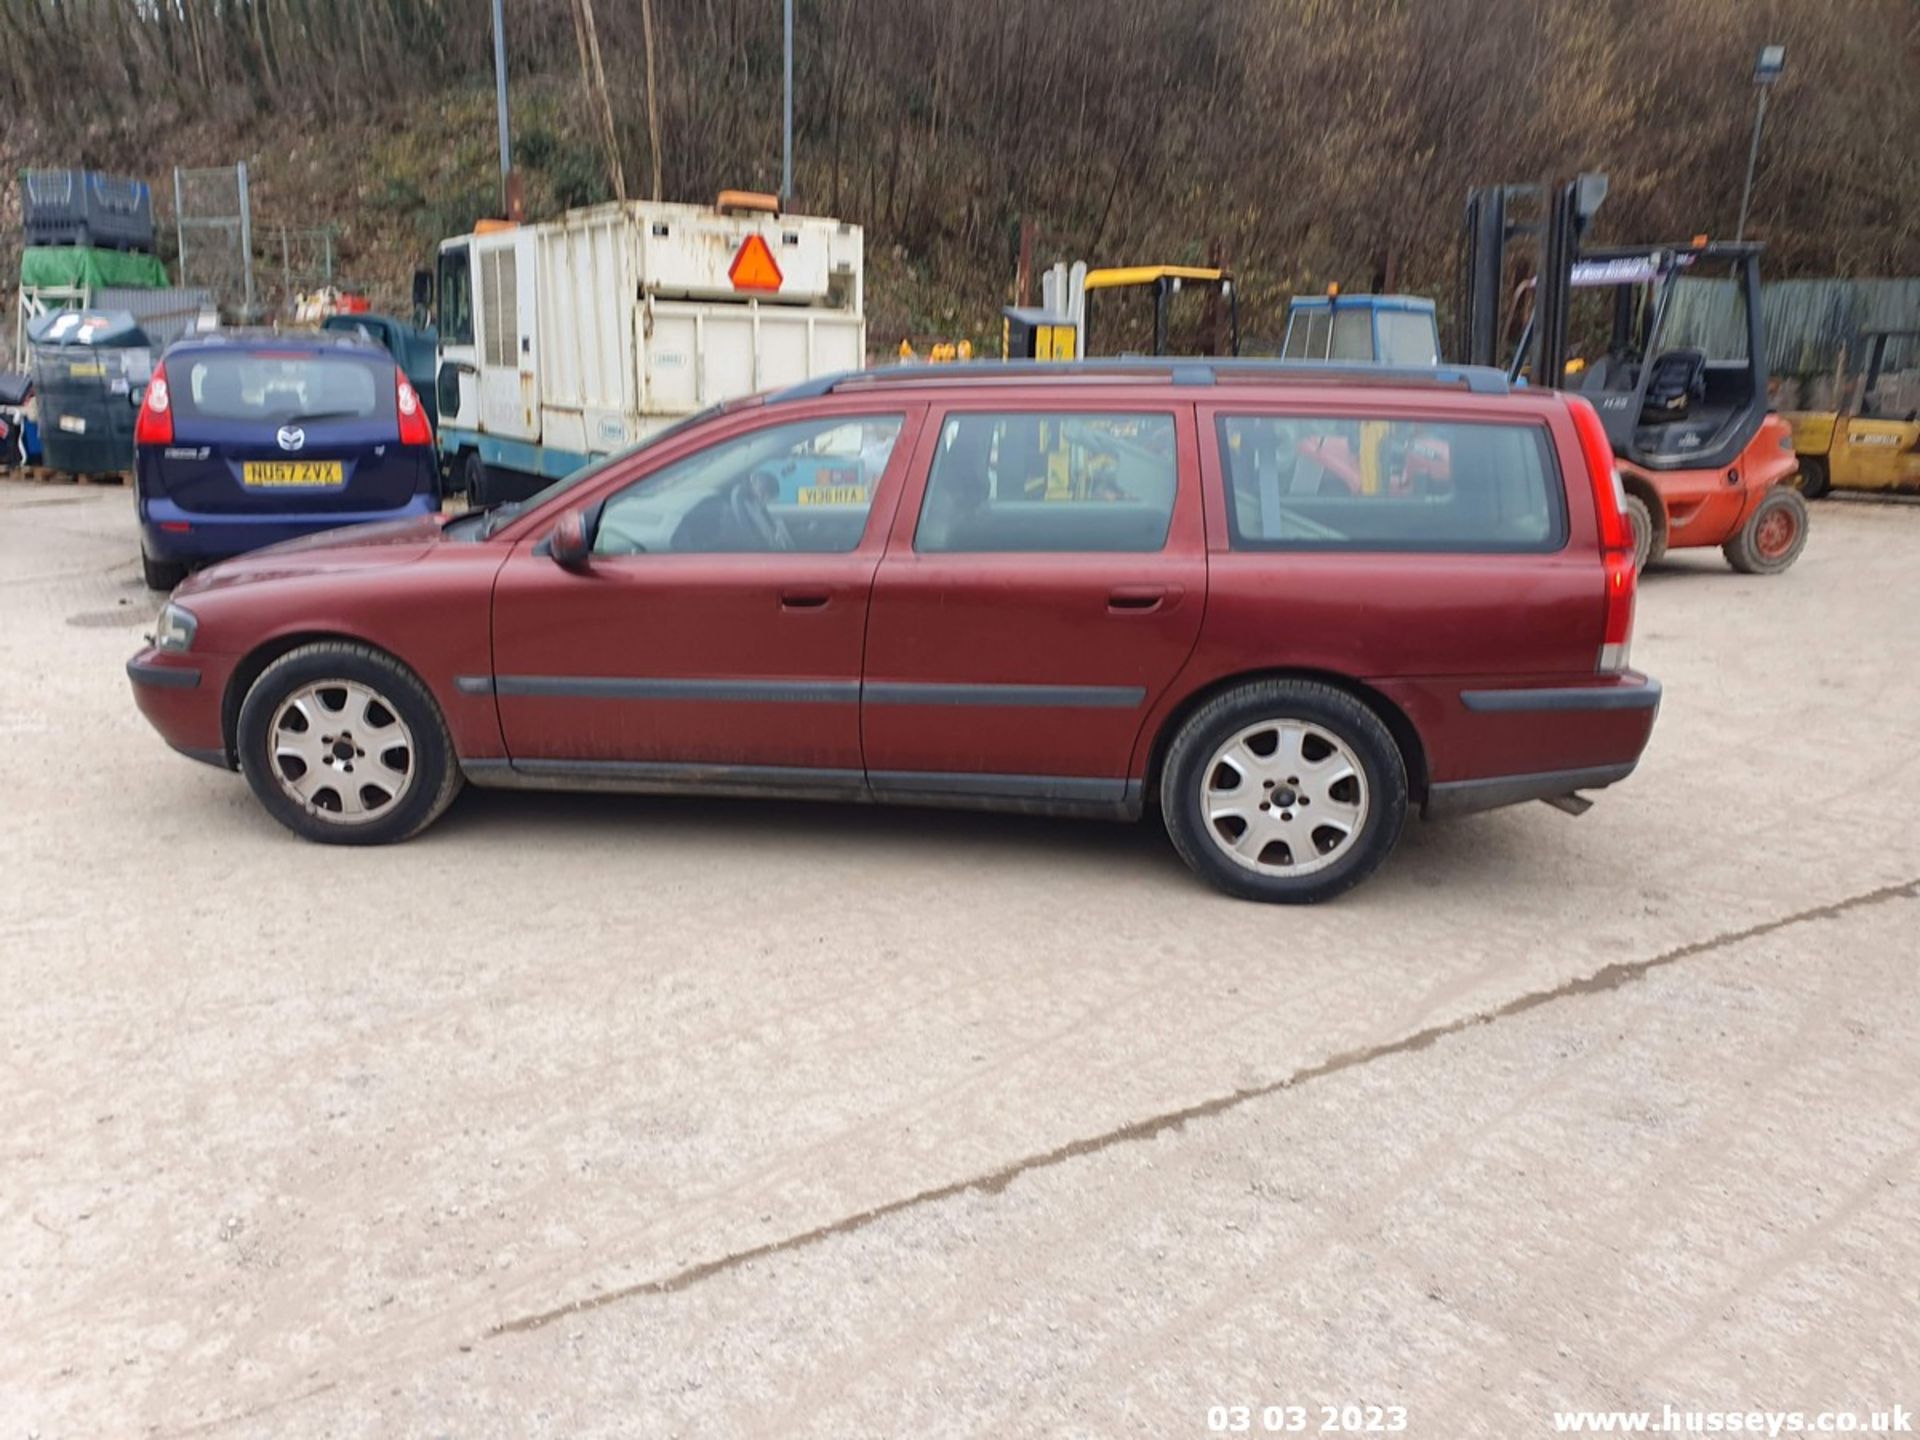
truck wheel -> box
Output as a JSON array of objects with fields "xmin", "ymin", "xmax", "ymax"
[
  {"xmin": 141, "ymin": 549, "xmax": 187, "ymax": 592},
  {"xmin": 1624, "ymin": 494, "xmax": 1657, "ymax": 571},
  {"xmin": 237, "ymin": 642, "xmax": 463, "ymax": 846},
  {"xmin": 1159, "ymin": 679, "xmax": 1408, "ymax": 904},
  {"xmin": 1723, "ymin": 487, "xmax": 1809, "ymax": 575},
  {"xmin": 1794, "ymin": 455, "xmax": 1831, "ymax": 500},
  {"xmin": 463, "ymin": 450, "xmax": 490, "ymax": 508}
]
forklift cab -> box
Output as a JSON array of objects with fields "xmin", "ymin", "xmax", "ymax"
[
  {"xmin": 1282, "ymin": 291, "xmax": 1440, "ymax": 366},
  {"xmin": 1563, "ymin": 243, "xmax": 1769, "ymax": 472}
]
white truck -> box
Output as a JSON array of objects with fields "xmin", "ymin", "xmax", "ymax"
[{"xmin": 430, "ymin": 192, "xmax": 865, "ymax": 504}]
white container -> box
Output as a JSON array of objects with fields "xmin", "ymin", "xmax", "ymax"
[{"xmin": 434, "ymin": 198, "xmax": 864, "ymax": 493}]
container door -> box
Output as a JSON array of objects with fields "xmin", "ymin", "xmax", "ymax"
[{"xmin": 475, "ymin": 232, "xmax": 539, "ymax": 443}]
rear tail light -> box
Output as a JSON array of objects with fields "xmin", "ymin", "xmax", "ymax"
[
  {"xmin": 395, "ymin": 367, "xmax": 433, "ymax": 448},
  {"xmin": 134, "ymin": 362, "xmax": 173, "ymax": 447},
  {"xmin": 1566, "ymin": 395, "xmax": 1635, "ymax": 673}
]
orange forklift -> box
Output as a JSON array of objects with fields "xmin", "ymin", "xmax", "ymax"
[{"xmin": 1461, "ymin": 175, "xmax": 1806, "ymax": 573}]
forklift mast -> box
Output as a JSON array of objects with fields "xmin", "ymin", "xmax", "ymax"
[{"xmin": 1457, "ymin": 174, "xmax": 1609, "ymax": 384}]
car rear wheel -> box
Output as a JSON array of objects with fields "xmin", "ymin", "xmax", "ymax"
[
  {"xmin": 237, "ymin": 642, "xmax": 462, "ymax": 845},
  {"xmin": 1723, "ymin": 486, "xmax": 1809, "ymax": 575},
  {"xmin": 141, "ymin": 549, "xmax": 187, "ymax": 592},
  {"xmin": 1159, "ymin": 679, "xmax": 1408, "ymax": 903},
  {"xmin": 1793, "ymin": 455, "xmax": 1831, "ymax": 500}
]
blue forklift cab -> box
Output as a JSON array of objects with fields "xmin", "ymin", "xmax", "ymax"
[{"xmin": 1282, "ymin": 290, "xmax": 1440, "ymax": 367}]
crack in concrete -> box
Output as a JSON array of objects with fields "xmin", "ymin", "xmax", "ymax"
[{"xmin": 487, "ymin": 876, "xmax": 1920, "ymax": 1340}]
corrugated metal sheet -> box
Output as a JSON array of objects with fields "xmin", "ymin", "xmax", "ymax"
[
  {"xmin": 92, "ymin": 286, "xmax": 217, "ymax": 352},
  {"xmin": 1665, "ymin": 278, "xmax": 1920, "ymax": 378}
]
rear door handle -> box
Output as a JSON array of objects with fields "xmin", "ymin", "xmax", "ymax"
[
  {"xmin": 781, "ymin": 590, "xmax": 831, "ymax": 610},
  {"xmin": 1108, "ymin": 584, "xmax": 1174, "ymax": 613}
]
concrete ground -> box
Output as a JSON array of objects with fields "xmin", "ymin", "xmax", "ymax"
[{"xmin": 1, "ymin": 481, "xmax": 1916, "ymax": 1439}]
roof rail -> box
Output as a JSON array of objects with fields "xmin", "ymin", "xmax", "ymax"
[{"xmin": 768, "ymin": 357, "xmax": 1511, "ymax": 403}]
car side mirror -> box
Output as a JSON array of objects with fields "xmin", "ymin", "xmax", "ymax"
[{"xmin": 548, "ymin": 508, "xmax": 594, "ymax": 570}]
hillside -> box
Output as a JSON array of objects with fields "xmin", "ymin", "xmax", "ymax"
[{"xmin": 3, "ymin": 0, "xmax": 1916, "ymax": 353}]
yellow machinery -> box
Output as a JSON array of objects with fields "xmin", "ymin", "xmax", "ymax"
[
  {"xmin": 1006, "ymin": 262, "xmax": 1239, "ymax": 360},
  {"xmin": 1786, "ymin": 329, "xmax": 1920, "ymax": 497}
]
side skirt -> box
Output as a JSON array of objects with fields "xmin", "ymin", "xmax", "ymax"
[{"xmin": 458, "ymin": 758, "xmax": 1145, "ymax": 821}]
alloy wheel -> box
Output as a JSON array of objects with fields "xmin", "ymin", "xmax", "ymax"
[
  {"xmin": 1200, "ymin": 718, "xmax": 1370, "ymax": 877},
  {"xmin": 268, "ymin": 679, "xmax": 417, "ymax": 824}
]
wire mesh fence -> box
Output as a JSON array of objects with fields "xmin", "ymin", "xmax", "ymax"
[{"xmin": 172, "ymin": 164, "xmax": 255, "ymax": 320}]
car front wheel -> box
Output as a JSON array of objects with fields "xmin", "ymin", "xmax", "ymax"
[
  {"xmin": 1160, "ymin": 679, "xmax": 1408, "ymax": 903},
  {"xmin": 236, "ymin": 642, "xmax": 463, "ymax": 845}
]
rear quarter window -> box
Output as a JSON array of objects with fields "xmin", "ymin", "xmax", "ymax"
[
  {"xmin": 1217, "ymin": 414, "xmax": 1564, "ymax": 552},
  {"xmin": 174, "ymin": 352, "xmax": 391, "ymax": 425}
]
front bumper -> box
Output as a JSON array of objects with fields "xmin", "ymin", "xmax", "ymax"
[
  {"xmin": 127, "ymin": 647, "xmax": 234, "ymax": 768},
  {"xmin": 139, "ymin": 492, "xmax": 440, "ymax": 563}
]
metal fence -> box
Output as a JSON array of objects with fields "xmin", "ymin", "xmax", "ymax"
[
  {"xmin": 1666, "ymin": 277, "xmax": 1920, "ymax": 381},
  {"xmin": 173, "ymin": 164, "xmax": 255, "ymax": 320}
]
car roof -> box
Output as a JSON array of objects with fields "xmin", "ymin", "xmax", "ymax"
[
  {"xmin": 769, "ymin": 358, "xmax": 1515, "ymax": 402},
  {"xmin": 162, "ymin": 330, "xmax": 390, "ymax": 359}
]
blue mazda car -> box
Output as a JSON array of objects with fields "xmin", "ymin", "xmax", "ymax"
[{"xmin": 135, "ymin": 333, "xmax": 440, "ymax": 590}]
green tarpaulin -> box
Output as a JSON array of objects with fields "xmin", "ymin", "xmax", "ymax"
[{"xmin": 19, "ymin": 245, "xmax": 168, "ymax": 291}]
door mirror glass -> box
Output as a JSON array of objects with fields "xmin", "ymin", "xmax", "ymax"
[{"xmin": 548, "ymin": 508, "xmax": 594, "ymax": 570}]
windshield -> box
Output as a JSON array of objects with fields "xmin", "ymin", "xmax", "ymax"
[{"xmin": 478, "ymin": 403, "xmax": 730, "ymax": 536}]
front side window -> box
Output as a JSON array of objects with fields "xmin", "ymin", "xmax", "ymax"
[
  {"xmin": 593, "ymin": 413, "xmax": 903, "ymax": 555},
  {"xmin": 1217, "ymin": 414, "xmax": 1563, "ymax": 552},
  {"xmin": 914, "ymin": 411, "xmax": 1177, "ymax": 554},
  {"xmin": 437, "ymin": 246, "xmax": 474, "ymax": 346}
]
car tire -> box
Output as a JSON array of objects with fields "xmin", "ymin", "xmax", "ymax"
[
  {"xmin": 1623, "ymin": 494, "xmax": 1656, "ymax": 571},
  {"xmin": 141, "ymin": 549, "xmax": 187, "ymax": 592},
  {"xmin": 1159, "ymin": 679, "xmax": 1408, "ymax": 904},
  {"xmin": 1794, "ymin": 455, "xmax": 1831, "ymax": 500},
  {"xmin": 236, "ymin": 641, "xmax": 463, "ymax": 846},
  {"xmin": 1723, "ymin": 486, "xmax": 1810, "ymax": 575},
  {"xmin": 463, "ymin": 450, "xmax": 489, "ymax": 508}
]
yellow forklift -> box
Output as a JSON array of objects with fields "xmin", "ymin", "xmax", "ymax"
[
  {"xmin": 1004, "ymin": 262, "xmax": 1238, "ymax": 359},
  {"xmin": 1785, "ymin": 329, "xmax": 1920, "ymax": 497}
]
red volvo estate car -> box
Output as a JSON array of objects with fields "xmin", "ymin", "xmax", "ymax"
[{"xmin": 127, "ymin": 360, "xmax": 1659, "ymax": 903}]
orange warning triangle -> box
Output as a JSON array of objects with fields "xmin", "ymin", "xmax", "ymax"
[{"xmin": 728, "ymin": 233, "xmax": 784, "ymax": 292}]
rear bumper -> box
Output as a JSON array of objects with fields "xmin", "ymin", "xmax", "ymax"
[
  {"xmin": 1374, "ymin": 671, "xmax": 1661, "ymax": 820},
  {"xmin": 127, "ymin": 646, "xmax": 234, "ymax": 768},
  {"xmin": 139, "ymin": 492, "xmax": 440, "ymax": 563},
  {"xmin": 1426, "ymin": 761, "xmax": 1638, "ymax": 817}
]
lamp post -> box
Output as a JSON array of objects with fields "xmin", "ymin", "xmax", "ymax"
[
  {"xmin": 781, "ymin": 0, "xmax": 794, "ymax": 207},
  {"xmin": 1735, "ymin": 44, "xmax": 1786, "ymax": 243}
]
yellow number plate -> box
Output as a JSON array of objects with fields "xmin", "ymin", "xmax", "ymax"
[
  {"xmin": 796, "ymin": 484, "xmax": 867, "ymax": 506},
  {"xmin": 242, "ymin": 461, "xmax": 345, "ymax": 487}
]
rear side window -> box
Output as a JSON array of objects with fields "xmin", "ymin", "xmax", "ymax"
[
  {"xmin": 915, "ymin": 412, "xmax": 1177, "ymax": 553},
  {"xmin": 1217, "ymin": 415, "xmax": 1564, "ymax": 552},
  {"xmin": 173, "ymin": 352, "xmax": 391, "ymax": 425}
]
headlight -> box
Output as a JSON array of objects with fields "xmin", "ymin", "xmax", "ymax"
[{"xmin": 153, "ymin": 602, "xmax": 198, "ymax": 654}]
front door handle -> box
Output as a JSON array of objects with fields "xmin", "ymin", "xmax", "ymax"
[
  {"xmin": 781, "ymin": 590, "xmax": 831, "ymax": 610},
  {"xmin": 1108, "ymin": 584, "xmax": 1174, "ymax": 613}
]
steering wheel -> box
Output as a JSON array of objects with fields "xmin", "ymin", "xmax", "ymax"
[{"xmin": 728, "ymin": 478, "xmax": 792, "ymax": 551}]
